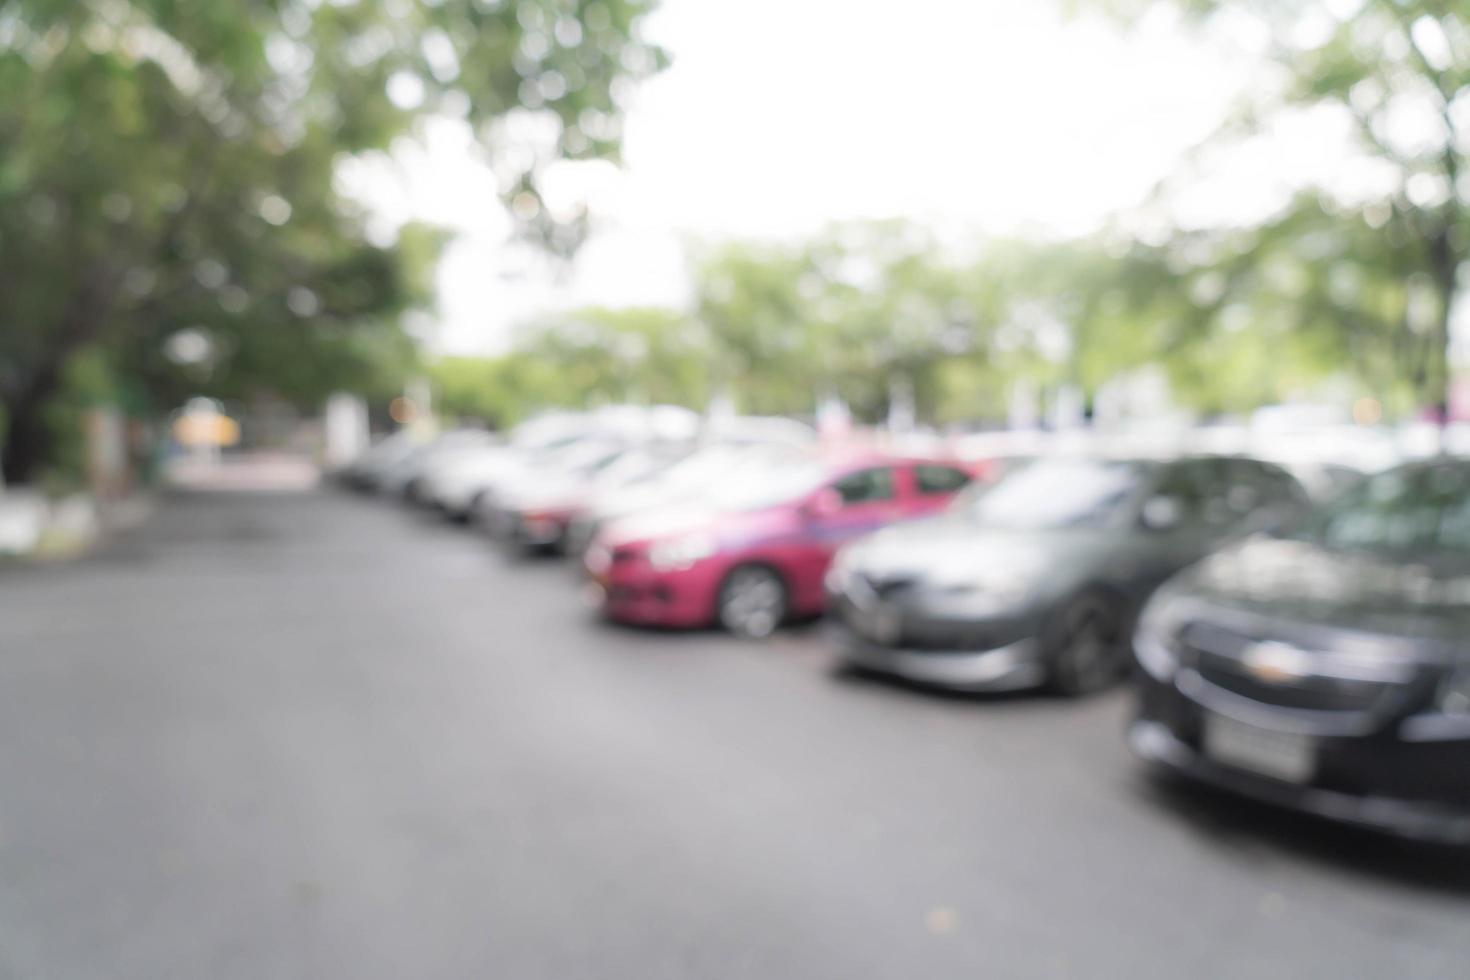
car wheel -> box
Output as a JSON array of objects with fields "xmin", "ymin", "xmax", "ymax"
[
  {"xmin": 717, "ymin": 565, "xmax": 788, "ymax": 639},
  {"xmin": 1047, "ymin": 594, "xmax": 1125, "ymax": 697}
]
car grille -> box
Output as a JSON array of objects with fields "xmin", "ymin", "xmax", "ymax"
[
  {"xmin": 1180, "ymin": 622, "xmax": 1402, "ymax": 715},
  {"xmin": 899, "ymin": 621, "xmax": 1002, "ymax": 652}
]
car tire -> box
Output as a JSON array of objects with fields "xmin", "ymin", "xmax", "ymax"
[
  {"xmin": 1047, "ymin": 593, "xmax": 1126, "ymax": 697},
  {"xmin": 717, "ymin": 565, "xmax": 788, "ymax": 639}
]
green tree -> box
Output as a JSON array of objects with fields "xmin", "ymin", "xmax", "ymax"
[
  {"xmin": 431, "ymin": 306, "xmax": 706, "ymax": 425},
  {"xmin": 693, "ymin": 222, "xmax": 1016, "ymax": 423},
  {"xmin": 693, "ymin": 240, "xmax": 823, "ymax": 415},
  {"xmin": 0, "ymin": 0, "xmax": 666, "ymax": 483},
  {"xmin": 516, "ymin": 305, "xmax": 708, "ymax": 408},
  {"xmin": 1088, "ymin": 0, "xmax": 1468, "ymax": 421}
]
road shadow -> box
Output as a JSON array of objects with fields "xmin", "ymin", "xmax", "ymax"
[
  {"xmin": 1132, "ymin": 767, "xmax": 1470, "ymax": 898},
  {"xmin": 824, "ymin": 659, "xmax": 1055, "ymax": 706}
]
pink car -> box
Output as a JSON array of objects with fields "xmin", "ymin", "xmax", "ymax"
[{"xmin": 584, "ymin": 452, "xmax": 974, "ymax": 636}]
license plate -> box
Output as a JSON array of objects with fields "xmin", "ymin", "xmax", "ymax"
[{"xmin": 1203, "ymin": 714, "xmax": 1316, "ymax": 783}]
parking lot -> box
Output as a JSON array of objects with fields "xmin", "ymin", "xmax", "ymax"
[{"xmin": 1, "ymin": 488, "xmax": 1468, "ymax": 979}]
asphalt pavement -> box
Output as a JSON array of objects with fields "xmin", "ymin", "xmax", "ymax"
[{"xmin": 1, "ymin": 488, "xmax": 1467, "ymax": 979}]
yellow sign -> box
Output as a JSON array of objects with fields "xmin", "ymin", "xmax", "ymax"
[{"xmin": 173, "ymin": 413, "xmax": 241, "ymax": 448}]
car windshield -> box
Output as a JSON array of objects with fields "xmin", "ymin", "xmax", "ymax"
[
  {"xmin": 666, "ymin": 445, "xmax": 803, "ymax": 488},
  {"xmin": 660, "ymin": 447, "xmax": 743, "ymax": 485},
  {"xmin": 593, "ymin": 448, "xmax": 685, "ymax": 486},
  {"xmin": 705, "ymin": 460, "xmax": 828, "ymax": 511},
  {"xmin": 954, "ymin": 458, "xmax": 1146, "ymax": 530},
  {"xmin": 1296, "ymin": 462, "xmax": 1470, "ymax": 556}
]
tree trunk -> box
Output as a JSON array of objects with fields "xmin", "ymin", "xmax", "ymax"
[
  {"xmin": 1, "ymin": 263, "xmax": 119, "ymax": 484},
  {"xmin": 0, "ymin": 384, "xmax": 58, "ymax": 486},
  {"xmin": 1426, "ymin": 224, "xmax": 1458, "ymax": 448}
]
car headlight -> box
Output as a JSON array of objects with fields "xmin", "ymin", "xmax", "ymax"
[
  {"xmin": 648, "ymin": 533, "xmax": 717, "ymax": 571},
  {"xmin": 963, "ymin": 572, "xmax": 1033, "ymax": 603},
  {"xmin": 1437, "ymin": 666, "xmax": 1470, "ymax": 715},
  {"xmin": 1133, "ymin": 594, "xmax": 1183, "ymax": 682}
]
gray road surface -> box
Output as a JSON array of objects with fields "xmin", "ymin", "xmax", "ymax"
[{"xmin": 1, "ymin": 489, "xmax": 1467, "ymax": 979}]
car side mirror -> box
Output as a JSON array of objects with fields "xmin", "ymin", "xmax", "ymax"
[
  {"xmin": 1139, "ymin": 495, "xmax": 1183, "ymax": 532},
  {"xmin": 803, "ymin": 487, "xmax": 843, "ymax": 521}
]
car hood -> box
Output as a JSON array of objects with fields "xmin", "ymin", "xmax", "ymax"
[
  {"xmin": 844, "ymin": 517, "xmax": 1112, "ymax": 590},
  {"xmin": 501, "ymin": 477, "xmax": 589, "ymax": 514},
  {"xmin": 603, "ymin": 503, "xmax": 781, "ymax": 547},
  {"xmin": 436, "ymin": 450, "xmax": 526, "ymax": 484},
  {"xmin": 1176, "ymin": 536, "xmax": 1470, "ymax": 645},
  {"xmin": 585, "ymin": 482, "xmax": 694, "ymax": 522}
]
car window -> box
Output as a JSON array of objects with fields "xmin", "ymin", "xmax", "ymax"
[
  {"xmin": 1309, "ymin": 462, "xmax": 1470, "ymax": 555},
  {"xmin": 913, "ymin": 464, "xmax": 971, "ymax": 495},
  {"xmin": 831, "ymin": 467, "xmax": 895, "ymax": 506},
  {"xmin": 958, "ymin": 458, "xmax": 1147, "ymax": 529},
  {"xmin": 1435, "ymin": 471, "xmax": 1470, "ymax": 551},
  {"xmin": 1148, "ymin": 461, "xmax": 1218, "ymax": 528},
  {"xmin": 1222, "ymin": 459, "xmax": 1303, "ymax": 521}
]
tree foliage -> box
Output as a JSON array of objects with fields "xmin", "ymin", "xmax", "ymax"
[
  {"xmin": 694, "ymin": 223, "xmax": 1016, "ymax": 421},
  {"xmin": 0, "ymin": 0, "xmax": 665, "ymax": 482},
  {"xmin": 1088, "ymin": 0, "xmax": 1469, "ymax": 419},
  {"xmin": 432, "ymin": 306, "xmax": 706, "ymax": 425}
]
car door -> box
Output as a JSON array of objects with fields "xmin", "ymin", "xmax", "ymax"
[
  {"xmin": 1120, "ymin": 459, "xmax": 1233, "ymax": 597},
  {"xmin": 784, "ymin": 466, "xmax": 903, "ymax": 604},
  {"xmin": 815, "ymin": 465, "xmax": 906, "ymax": 543},
  {"xmin": 908, "ymin": 462, "xmax": 973, "ymax": 518},
  {"xmin": 1225, "ymin": 458, "xmax": 1312, "ymax": 534}
]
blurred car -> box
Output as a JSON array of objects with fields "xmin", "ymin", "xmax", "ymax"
[
  {"xmin": 337, "ymin": 429, "xmax": 424, "ymax": 491},
  {"xmin": 478, "ymin": 439, "xmax": 633, "ymax": 542},
  {"xmin": 1281, "ymin": 460, "xmax": 1363, "ymax": 502},
  {"xmin": 969, "ymin": 452, "xmax": 1035, "ymax": 486},
  {"xmin": 1130, "ymin": 458, "xmax": 1470, "ymax": 844},
  {"xmin": 565, "ymin": 442, "xmax": 811, "ymax": 557},
  {"xmin": 417, "ymin": 417, "xmax": 596, "ymax": 521},
  {"xmin": 698, "ymin": 414, "xmax": 816, "ymax": 448},
  {"xmin": 584, "ymin": 452, "xmax": 975, "ymax": 637},
  {"xmin": 419, "ymin": 406, "xmax": 699, "ymax": 521},
  {"xmin": 495, "ymin": 443, "xmax": 693, "ymax": 553},
  {"xmin": 825, "ymin": 455, "xmax": 1310, "ymax": 695},
  {"xmin": 419, "ymin": 445, "xmax": 532, "ymax": 521},
  {"xmin": 375, "ymin": 429, "xmax": 500, "ymax": 499}
]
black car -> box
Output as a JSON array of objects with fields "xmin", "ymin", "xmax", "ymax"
[
  {"xmin": 1130, "ymin": 458, "xmax": 1470, "ymax": 844},
  {"xmin": 826, "ymin": 455, "xmax": 1310, "ymax": 695}
]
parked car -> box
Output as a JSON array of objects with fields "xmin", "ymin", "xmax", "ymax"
[
  {"xmin": 419, "ymin": 406, "xmax": 699, "ymax": 521},
  {"xmin": 337, "ymin": 429, "xmax": 425, "ymax": 491},
  {"xmin": 478, "ymin": 439, "xmax": 632, "ymax": 542},
  {"xmin": 585, "ymin": 451, "xmax": 976, "ymax": 637},
  {"xmin": 565, "ymin": 442, "xmax": 811, "ymax": 557},
  {"xmin": 825, "ymin": 455, "xmax": 1310, "ymax": 695},
  {"xmin": 495, "ymin": 443, "xmax": 694, "ymax": 554},
  {"xmin": 377, "ymin": 429, "xmax": 500, "ymax": 499},
  {"xmin": 1130, "ymin": 457, "xmax": 1470, "ymax": 844},
  {"xmin": 1280, "ymin": 460, "xmax": 1364, "ymax": 502},
  {"xmin": 417, "ymin": 420, "xmax": 596, "ymax": 521}
]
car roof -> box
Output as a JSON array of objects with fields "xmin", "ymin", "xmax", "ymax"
[{"xmin": 792, "ymin": 443, "xmax": 968, "ymax": 473}]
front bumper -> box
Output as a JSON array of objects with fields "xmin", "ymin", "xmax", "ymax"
[
  {"xmin": 512, "ymin": 512, "xmax": 571, "ymax": 549},
  {"xmin": 830, "ymin": 619, "xmax": 1046, "ymax": 692},
  {"xmin": 1132, "ymin": 676, "xmax": 1470, "ymax": 845},
  {"xmin": 825, "ymin": 589, "xmax": 1049, "ymax": 692},
  {"xmin": 588, "ymin": 557, "xmax": 719, "ymax": 629}
]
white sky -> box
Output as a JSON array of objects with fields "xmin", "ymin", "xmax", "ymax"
[{"xmin": 340, "ymin": 0, "xmax": 1372, "ymax": 356}]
